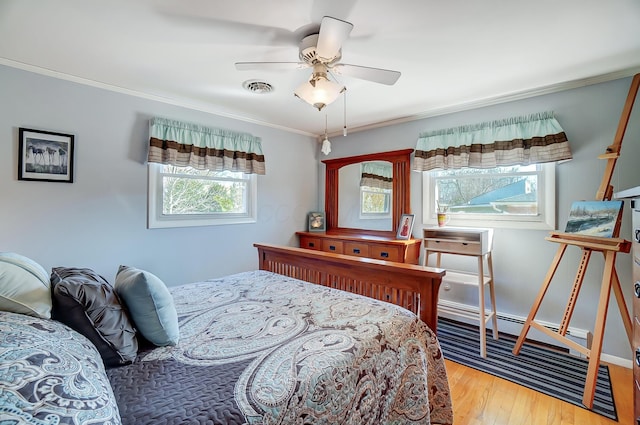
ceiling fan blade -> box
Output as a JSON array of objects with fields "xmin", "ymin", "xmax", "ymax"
[
  {"xmin": 332, "ymin": 64, "xmax": 401, "ymax": 85},
  {"xmin": 157, "ymin": 5, "xmax": 299, "ymax": 47},
  {"xmin": 316, "ymin": 16, "xmax": 353, "ymax": 62},
  {"xmin": 235, "ymin": 62, "xmax": 309, "ymax": 71}
]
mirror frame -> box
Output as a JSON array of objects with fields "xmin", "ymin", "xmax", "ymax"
[{"xmin": 323, "ymin": 149, "xmax": 413, "ymax": 236}]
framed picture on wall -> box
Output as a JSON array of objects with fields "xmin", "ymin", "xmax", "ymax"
[
  {"xmin": 18, "ymin": 127, "xmax": 75, "ymax": 183},
  {"xmin": 396, "ymin": 214, "xmax": 415, "ymax": 240},
  {"xmin": 308, "ymin": 212, "xmax": 326, "ymax": 232}
]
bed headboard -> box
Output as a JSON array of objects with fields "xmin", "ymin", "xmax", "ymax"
[{"xmin": 254, "ymin": 243, "xmax": 445, "ymax": 332}]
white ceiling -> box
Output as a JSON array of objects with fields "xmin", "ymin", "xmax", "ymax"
[{"xmin": 2, "ymin": 0, "xmax": 640, "ymax": 137}]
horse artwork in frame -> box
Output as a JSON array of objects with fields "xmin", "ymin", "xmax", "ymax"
[{"xmin": 18, "ymin": 127, "xmax": 75, "ymax": 183}]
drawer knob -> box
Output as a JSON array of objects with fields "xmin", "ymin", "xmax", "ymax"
[
  {"xmin": 636, "ymin": 348, "xmax": 640, "ymax": 367},
  {"xmin": 380, "ymin": 252, "xmax": 389, "ymax": 258},
  {"xmin": 329, "ymin": 245, "xmax": 336, "ymax": 251},
  {"xmin": 635, "ymin": 282, "xmax": 640, "ymax": 298},
  {"xmin": 353, "ymin": 248, "xmax": 361, "ymax": 254},
  {"xmin": 308, "ymin": 242, "xmax": 315, "ymax": 247}
]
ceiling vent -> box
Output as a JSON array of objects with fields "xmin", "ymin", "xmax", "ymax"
[{"xmin": 243, "ymin": 80, "xmax": 274, "ymax": 94}]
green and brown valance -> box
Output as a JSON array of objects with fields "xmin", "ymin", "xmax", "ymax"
[
  {"xmin": 148, "ymin": 117, "xmax": 265, "ymax": 175},
  {"xmin": 360, "ymin": 161, "xmax": 393, "ymax": 190},
  {"xmin": 413, "ymin": 112, "xmax": 572, "ymax": 171}
]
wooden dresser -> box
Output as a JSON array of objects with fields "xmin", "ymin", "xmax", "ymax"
[
  {"xmin": 633, "ymin": 199, "xmax": 640, "ymax": 425},
  {"xmin": 296, "ymin": 231, "xmax": 422, "ymax": 264},
  {"xmin": 614, "ymin": 186, "xmax": 640, "ymax": 424}
]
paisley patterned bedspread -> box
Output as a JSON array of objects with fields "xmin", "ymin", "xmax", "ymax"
[{"xmin": 107, "ymin": 270, "xmax": 453, "ymax": 425}]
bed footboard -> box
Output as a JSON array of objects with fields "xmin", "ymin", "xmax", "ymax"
[{"xmin": 254, "ymin": 243, "xmax": 446, "ymax": 332}]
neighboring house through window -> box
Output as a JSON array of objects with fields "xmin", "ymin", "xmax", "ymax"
[
  {"xmin": 414, "ymin": 112, "xmax": 572, "ymax": 230},
  {"xmin": 422, "ymin": 163, "xmax": 556, "ymax": 229}
]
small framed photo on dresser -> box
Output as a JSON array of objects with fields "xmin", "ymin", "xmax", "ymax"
[
  {"xmin": 308, "ymin": 212, "xmax": 326, "ymax": 232},
  {"xmin": 396, "ymin": 214, "xmax": 415, "ymax": 240}
]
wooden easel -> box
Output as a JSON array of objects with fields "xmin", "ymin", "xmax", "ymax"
[{"xmin": 512, "ymin": 73, "xmax": 640, "ymax": 409}]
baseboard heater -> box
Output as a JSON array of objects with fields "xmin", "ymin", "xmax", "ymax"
[{"xmin": 437, "ymin": 299, "xmax": 592, "ymax": 353}]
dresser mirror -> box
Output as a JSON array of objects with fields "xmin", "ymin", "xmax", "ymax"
[
  {"xmin": 338, "ymin": 161, "xmax": 393, "ymax": 231},
  {"xmin": 323, "ymin": 149, "xmax": 413, "ymax": 235}
]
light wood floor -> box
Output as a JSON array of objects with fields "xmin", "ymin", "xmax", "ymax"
[{"xmin": 445, "ymin": 359, "xmax": 633, "ymax": 425}]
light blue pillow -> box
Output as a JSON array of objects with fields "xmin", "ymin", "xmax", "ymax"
[
  {"xmin": 0, "ymin": 252, "xmax": 52, "ymax": 318},
  {"xmin": 114, "ymin": 265, "xmax": 179, "ymax": 346}
]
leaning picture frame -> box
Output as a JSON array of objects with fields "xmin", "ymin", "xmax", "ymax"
[
  {"xmin": 18, "ymin": 127, "xmax": 75, "ymax": 183},
  {"xmin": 396, "ymin": 213, "xmax": 415, "ymax": 240},
  {"xmin": 308, "ymin": 211, "xmax": 326, "ymax": 232},
  {"xmin": 564, "ymin": 200, "xmax": 624, "ymax": 238}
]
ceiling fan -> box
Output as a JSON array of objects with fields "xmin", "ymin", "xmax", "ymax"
[{"xmin": 235, "ymin": 16, "xmax": 401, "ymax": 111}]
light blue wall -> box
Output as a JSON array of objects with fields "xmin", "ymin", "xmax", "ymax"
[
  {"xmin": 0, "ymin": 64, "xmax": 318, "ymax": 286},
  {"xmin": 2, "ymin": 63, "xmax": 638, "ymax": 361},
  {"xmin": 322, "ymin": 77, "xmax": 640, "ymax": 362}
]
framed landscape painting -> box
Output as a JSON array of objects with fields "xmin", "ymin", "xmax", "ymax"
[
  {"xmin": 564, "ymin": 200, "xmax": 623, "ymax": 238},
  {"xmin": 18, "ymin": 127, "xmax": 75, "ymax": 183}
]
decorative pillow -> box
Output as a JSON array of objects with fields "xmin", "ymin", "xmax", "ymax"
[
  {"xmin": 0, "ymin": 311, "xmax": 122, "ymax": 424},
  {"xmin": 0, "ymin": 252, "xmax": 52, "ymax": 318},
  {"xmin": 50, "ymin": 267, "xmax": 138, "ymax": 367},
  {"xmin": 115, "ymin": 265, "xmax": 179, "ymax": 346}
]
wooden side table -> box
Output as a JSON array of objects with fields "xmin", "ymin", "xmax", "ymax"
[{"xmin": 422, "ymin": 227, "xmax": 498, "ymax": 357}]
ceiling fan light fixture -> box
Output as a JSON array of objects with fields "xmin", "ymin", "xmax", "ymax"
[{"xmin": 294, "ymin": 65, "xmax": 345, "ymax": 111}]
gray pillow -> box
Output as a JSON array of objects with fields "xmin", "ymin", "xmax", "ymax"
[
  {"xmin": 51, "ymin": 267, "xmax": 138, "ymax": 367},
  {"xmin": 0, "ymin": 252, "xmax": 52, "ymax": 318},
  {"xmin": 115, "ymin": 265, "xmax": 179, "ymax": 346}
]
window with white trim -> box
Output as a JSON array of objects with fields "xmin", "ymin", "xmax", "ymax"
[
  {"xmin": 148, "ymin": 163, "xmax": 257, "ymax": 229},
  {"xmin": 360, "ymin": 185, "xmax": 392, "ymax": 219},
  {"xmin": 422, "ymin": 163, "xmax": 556, "ymax": 230}
]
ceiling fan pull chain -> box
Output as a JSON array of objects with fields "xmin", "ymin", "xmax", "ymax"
[
  {"xmin": 321, "ymin": 113, "xmax": 331, "ymax": 155},
  {"xmin": 343, "ymin": 88, "xmax": 348, "ymax": 137}
]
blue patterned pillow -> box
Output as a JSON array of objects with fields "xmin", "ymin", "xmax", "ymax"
[
  {"xmin": 0, "ymin": 311, "xmax": 122, "ymax": 424},
  {"xmin": 115, "ymin": 265, "xmax": 179, "ymax": 346}
]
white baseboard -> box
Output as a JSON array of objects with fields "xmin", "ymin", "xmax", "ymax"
[{"xmin": 437, "ymin": 299, "xmax": 632, "ymax": 369}]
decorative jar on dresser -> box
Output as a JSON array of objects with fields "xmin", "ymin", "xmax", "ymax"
[{"xmin": 614, "ymin": 186, "xmax": 640, "ymax": 424}]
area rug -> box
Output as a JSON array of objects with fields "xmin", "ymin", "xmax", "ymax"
[{"xmin": 437, "ymin": 318, "xmax": 617, "ymax": 421}]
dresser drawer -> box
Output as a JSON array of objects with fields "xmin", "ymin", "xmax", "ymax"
[
  {"xmin": 299, "ymin": 236, "xmax": 322, "ymax": 251},
  {"xmin": 371, "ymin": 245, "xmax": 401, "ymax": 262},
  {"xmin": 424, "ymin": 238, "xmax": 482, "ymax": 256},
  {"xmin": 635, "ymin": 316, "xmax": 640, "ymax": 347},
  {"xmin": 344, "ymin": 242, "xmax": 370, "ymax": 258},
  {"xmin": 322, "ymin": 239, "xmax": 344, "ymax": 254},
  {"xmin": 635, "ymin": 349, "xmax": 640, "ymax": 390},
  {"xmin": 296, "ymin": 231, "xmax": 420, "ymax": 264}
]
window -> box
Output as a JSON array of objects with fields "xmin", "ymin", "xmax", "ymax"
[
  {"xmin": 148, "ymin": 163, "xmax": 257, "ymax": 228},
  {"xmin": 422, "ymin": 163, "xmax": 556, "ymax": 230},
  {"xmin": 360, "ymin": 185, "xmax": 391, "ymax": 219}
]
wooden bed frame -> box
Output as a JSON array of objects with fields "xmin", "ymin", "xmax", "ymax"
[{"xmin": 254, "ymin": 243, "xmax": 446, "ymax": 332}]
